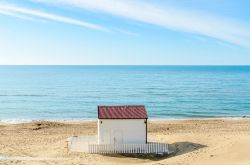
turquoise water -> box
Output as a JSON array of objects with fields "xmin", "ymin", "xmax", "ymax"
[{"xmin": 0, "ymin": 66, "xmax": 250, "ymax": 122}]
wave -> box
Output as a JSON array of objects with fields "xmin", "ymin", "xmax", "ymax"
[
  {"xmin": 0, "ymin": 119, "xmax": 34, "ymax": 124},
  {"xmin": 0, "ymin": 118, "xmax": 97, "ymax": 124}
]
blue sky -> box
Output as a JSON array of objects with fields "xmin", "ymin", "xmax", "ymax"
[{"xmin": 0, "ymin": 0, "xmax": 250, "ymax": 65}]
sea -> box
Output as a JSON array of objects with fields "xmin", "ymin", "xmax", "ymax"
[{"xmin": 0, "ymin": 65, "xmax": 250, "ymax": 123}]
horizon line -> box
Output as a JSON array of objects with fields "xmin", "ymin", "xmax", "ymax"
[{"xmin": 0, "ymin": 64, "xmax": 250, "ymax": 66}]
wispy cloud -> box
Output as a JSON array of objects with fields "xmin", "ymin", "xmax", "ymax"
[
  {"xmin": 0, "ymin": 3, "xmax": 107, "ymax": 32},
  {"xmin": 114, "ymin": 28, "xmax": 139, "ymax": 37},
  {"xmin": 0, "ymin": 9, "xmax": 41, "ymax": 22},
  {"xmin": 32, "ymin": 0, "xmax": 250, "ymax": 47}
]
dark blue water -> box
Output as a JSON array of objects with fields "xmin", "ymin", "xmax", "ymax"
[{"xmin": 0, "ymin": 66, "xmax": 250, "ymax": 122}]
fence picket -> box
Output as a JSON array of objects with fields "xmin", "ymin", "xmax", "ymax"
[{"xmin": 87, "ymin": 143, "xmax": 169, "ymax": 154}]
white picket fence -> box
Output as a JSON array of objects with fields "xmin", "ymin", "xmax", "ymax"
[
  {"xmin": 67, "ymin": 136, "xmax": 170, "ymax": 154},
  {"xmin": 88, "ymin": 143, "xmax": 169, "ymax": 154}
]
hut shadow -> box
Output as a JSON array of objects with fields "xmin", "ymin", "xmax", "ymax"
[{"xmin": 101, "ymin": 142, "xmax": 207, "ymax": 161}]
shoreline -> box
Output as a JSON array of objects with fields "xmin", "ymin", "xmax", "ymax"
[{"xmin": 1, "ymin": 116, "xmax": 250, "ymax": 124}]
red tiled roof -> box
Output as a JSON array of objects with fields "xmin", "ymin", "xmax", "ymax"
[{"xmin": 98, "ymin": 105, "xmax": 148, "ymax": 119}]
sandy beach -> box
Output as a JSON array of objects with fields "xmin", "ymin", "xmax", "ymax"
[{"xmin": 0, "ymin": 119, "xmax": 250, "ymax": 165}]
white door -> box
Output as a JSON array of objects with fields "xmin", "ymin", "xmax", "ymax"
[{"xmin": 113, "ymin": 130, "xmax": 123, "ymax": 144}]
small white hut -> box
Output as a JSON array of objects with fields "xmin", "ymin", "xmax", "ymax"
[
  {"xmin": 68, "ymin": 105, "xmax": 170, "ymax": 154},
  {"xmin": 97, "ymin": 105, "xmax": 148, "ymax": 144}
]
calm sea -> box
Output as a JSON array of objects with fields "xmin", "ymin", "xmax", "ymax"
[{"xmin": 0, "ymin": 66, "xmax": 250, "ymax": 123}]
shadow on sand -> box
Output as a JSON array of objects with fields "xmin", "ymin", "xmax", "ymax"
[{"xmin": 101, "ymin": 141, "xmax": 207, "ymax": 161}]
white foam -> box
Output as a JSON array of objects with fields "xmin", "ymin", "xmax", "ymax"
[
  {"xmin": 148, "ymin": 116, "xmax": 250, "ymax": 121},
  {"xmin": 1, "ymin": 116, "xmax": 249, "ymax": 124},
  {"xmin": 0, "ymin": 119, "xmax": 34, "ymax": 124},
  {"xmin": 0, "ymin": 118, "xmax": 97, "ymax": 124},
  {"xmin": 0, "ymin": 156, "xmax": 65, "ymax": 161}
]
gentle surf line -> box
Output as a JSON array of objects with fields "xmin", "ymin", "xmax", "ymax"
[
  {"xmin": 1, "ymin": 116, "xmax": 249, "ymax": 124},
  {"xmin": 0, "ymin": 156, "xmax": 66, "ymax": 161}
]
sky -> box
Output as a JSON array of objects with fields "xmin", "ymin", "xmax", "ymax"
[{"xmin": 0, "ymin": 0, "xmax": 250, "ymax": 65}]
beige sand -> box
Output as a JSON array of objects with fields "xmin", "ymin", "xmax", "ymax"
[{"xmin": 0, "ymin": 119, "xmax": 250, "ymax": 165}]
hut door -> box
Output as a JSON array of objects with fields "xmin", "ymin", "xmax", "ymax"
[{"xmin": 114, "ymin": 130, "xmax": 123, "ymax": 144}]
